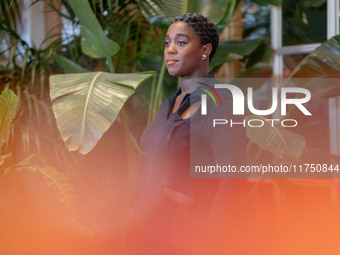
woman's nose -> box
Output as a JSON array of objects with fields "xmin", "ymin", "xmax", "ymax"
[{"xmin": 167, "ymin": 43, "xmax": 176, "ymax": 55}]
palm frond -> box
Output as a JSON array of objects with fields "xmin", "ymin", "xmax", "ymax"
[{"xmin": 1, "ymin": 154, "xmax": 78, "ymax": 223}]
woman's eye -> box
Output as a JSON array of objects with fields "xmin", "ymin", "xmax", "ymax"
[
  {"xmin": 164, "ymin": 41, "xmax": 170, "ymax": 47},
  {"xmin": 177, "ymin": 41, "xmax": 186, "ymax": 45}
]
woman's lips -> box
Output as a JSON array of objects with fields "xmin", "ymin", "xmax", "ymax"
[{"xmin": 166, "ymin": 60, "xmax": 178, "ymax": 65}]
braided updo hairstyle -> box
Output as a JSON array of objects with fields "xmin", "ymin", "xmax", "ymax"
[{"xmin": 171, "ymin": 13, "xmax": 219, "ymax": 61}]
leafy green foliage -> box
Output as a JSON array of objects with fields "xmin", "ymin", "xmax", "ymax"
[
  {"xmin": 139, "ymin": 0, "xmax": 236, "ymax": 27},
  {"xmin": 67, "ymin": 0, "xmax": 120, "ymax": 72},
  {"xmin": 0, "ymin": 0, "xmax": 22, "ymax": 29},
  {"xmin": 0, "ymin": 89, "xmax": 77, "ymax": 225},
  {"xmin": 282, "ymin": 0, "xmax": 327, "ymax": 46}
]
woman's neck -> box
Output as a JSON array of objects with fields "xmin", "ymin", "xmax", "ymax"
[{"xmin": 179, "ymin": 68, "xmax": 210, "ymax": 95}]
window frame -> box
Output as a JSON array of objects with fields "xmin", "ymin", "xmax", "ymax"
[{"xmin": 271, "ymin": 0, "xmax": 340, "ymax": 155}]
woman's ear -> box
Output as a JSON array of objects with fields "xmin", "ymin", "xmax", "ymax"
[{"xmin": 202, "ymin": 43, "xmax": 213, "ymax": 58}]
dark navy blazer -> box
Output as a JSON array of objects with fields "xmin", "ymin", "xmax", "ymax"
[{"xmin": 136, "ymin": 74, "xmax": 248, "ymax": 253}]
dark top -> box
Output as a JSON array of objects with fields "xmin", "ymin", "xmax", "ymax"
[{"xmin": 136, "ymin": 74, "xmax": 248, "ymax": 253}]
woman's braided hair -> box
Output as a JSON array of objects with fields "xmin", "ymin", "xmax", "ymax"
[{"xmin": 171, "ymin": 13, "xmax": 219, "ymax": 61}]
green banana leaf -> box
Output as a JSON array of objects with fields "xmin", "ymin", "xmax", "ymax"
[
  {"xmin": 210, "ymin": 38, "xmax": 262, "ymax": 71},
  {"xmin": 51, "ymin": 51, "xmax": 88, "ymax": 73},
  {"xmin": 230, "ymin": 63, "xmax": 273, "ymax": 93},
  {"xmin": 0, "ymin": 89, "xmax": 18, "ymax": 151},
  {"xmin": 139, "ymin": 0, "xmax": 236, "ymax": 27},
  {"xmin": 50, "ymin": 72, "xmax": 154, "ymax": 154},
  {"xmin": 67, "ymin": 0, "xmax": 119, "ymax": 72},
  {"xmin": 246, "ymin": 115, "xmax": 305, "ymax": 159}
]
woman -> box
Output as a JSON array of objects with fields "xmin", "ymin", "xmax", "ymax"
[{"xmin": 136, "ymin": 13, "xmax": 247, "ymax": 255}]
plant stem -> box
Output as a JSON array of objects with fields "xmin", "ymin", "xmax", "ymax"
[
  {"xmin": 140, "ymin": 25, "xmax": 154, "ymax": 58},
  {"xmin": 183, "ymin": 0, "xmax": 188, "ymax": 14},
  {"xmin": 148, "ymin": 75, "xmax": 157, "ymax": 124},
  {"xmin": 106, "ymin": 55, "xmax": 115, "ymax": 73},
  {"xmin": 131, "ymin": 15, "xmax": 142, "ymax": 70},
  {"xmin": 250, "ymin": 147, "xmax": 263, "ymax": 165},
  {"xmin": 152, "ymin": 60, "xmax": 166, "ymax": 120}
]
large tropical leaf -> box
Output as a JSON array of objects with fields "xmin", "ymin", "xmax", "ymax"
[
  {"xmin": 0, "ymin": 89, "xmax": 18, "ymax": 150},
  {"xmin": 215, "ymin": 0, "xmax": 237, "ymax": 30},
  {"xmin": 293, "ymin": 77, "xmax": 340, "ymax": 100},
  {"xmin": 246, "ymin": 115, "xmax": 305, "ymax": 159},
  {"xmin": 210, "ymin": 38, "xmax": 262, "ymax": 70},
  {"xmin": 289, "ymin": 35, "xmax": 340, "ymax": 79},
  {"xmin": 50, "ymin": 72, "xmax": 154, "ymax": 154},
  {"xmin": 80, "ymin": 26, "xmax": 118, "ymax": 59},
  {"xmin": 67, "ymin": 0, "xmax": 119, "ymax": 64},
  {"xmin": 282, "ymin": 35, "xmax": 340, "ymax": 116},
  {"xmin": 51, "ymin": 51, "xmax": 88, "ymax": 73},
  {"xmin": 139, "ymin": 0, "xmax": 236, "ymax": 27},
  {"xmin": 227, "ymin": 64, "xmax": 273, "ymax": 93}
]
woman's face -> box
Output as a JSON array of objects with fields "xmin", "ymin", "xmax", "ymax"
[{"xmin": 164, "ymin": 22, "xmax": 207, "ymax": 78}]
